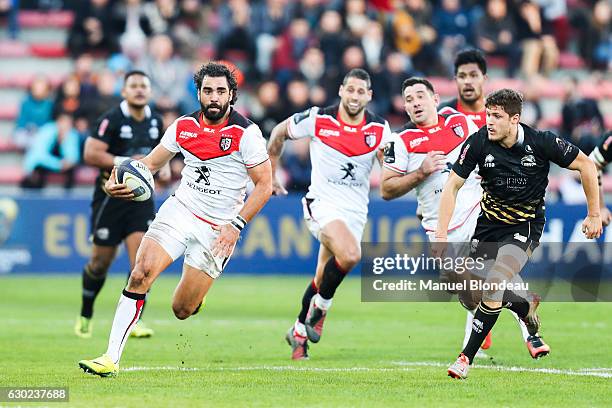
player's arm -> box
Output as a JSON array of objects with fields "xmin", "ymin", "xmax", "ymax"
[
  {"xmin": 140, "ymin": 144, "xmax": 176, "ymax": 174},
  {"xmin": 380, "ymin": 150, "xmax": 446, "ymax": 200},
  {"xmin": 242, "ymin": 160, "xmax": 273, "ymax": 222},
  {"xmin": 589, "ymin": 136, "xmax": 612, "ymax": 226},
  {"xmin": 435, "ymin": 171, "xmax": 466, "ymax": 240},
  {"xmin": 566, "ymin": 151, "xmax": 603, "ymax": 239},
  {"xmin": 267, "ymin": 119, "xmax": 291, "ymax": 195}
]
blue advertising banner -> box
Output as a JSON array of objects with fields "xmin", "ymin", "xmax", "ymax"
[{"xmin": 0, "ymin": 194, "xmax": 609, "ymax": 274}]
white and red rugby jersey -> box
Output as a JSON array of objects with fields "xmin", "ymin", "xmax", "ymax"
[
  {"xmin": 439, "ymin": 97, "xmax": 486, "ymax": 129},
  {"xmin": 384, "ymin": 109, "xmax": 481, "ymax": 232},
  {"xmin": 161, "ymin": 109, "xmax": 269, "ymax": 223},
  {"xmin": 288, "ymin": 105, "xmax": 392, "ymax": 215}
]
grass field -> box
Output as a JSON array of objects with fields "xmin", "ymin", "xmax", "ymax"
[{"xmin": 1, "ymin": 274, "xmax": 611, "ymax": 407}]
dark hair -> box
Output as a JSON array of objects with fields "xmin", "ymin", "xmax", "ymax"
[
  {"xmin": 401, "ymin": 77, "xmax": 435, "ymax": 95},
  {"xmin": 343, "ymin": 68, "xmax": 371, "ymax": 89},
  {"xmin": 454, "ymin": 49, "xmax": 487, "ymax": 75},
  {"xmin": 485, "ymin": 88, "xmax": 523, "ymax": 117},
  {"xmin": 124, "ymin": 70, "xmax": 149, "ymax": 82},
  {"xmin": 193, "ymin": 62, "xmax": 238, "ymax": 105}
]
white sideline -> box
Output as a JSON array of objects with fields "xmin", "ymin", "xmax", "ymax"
[
  {"xmin": 123, "ymin": 363, "xmax": 612, "ymax": 378},
  {"xmin": 392, "ymin": 361, "xmax": 612, "ymax": 378}
]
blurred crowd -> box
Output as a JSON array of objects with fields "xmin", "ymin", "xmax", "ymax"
[{"xmin": 3, "ymin": 0, "xmax": 611, "ymax": 192}]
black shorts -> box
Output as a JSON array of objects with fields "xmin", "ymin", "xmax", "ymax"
[
  {"xmin": 90, "ymin": 196, "xmax": 155, "ymax": 246},
  {"xmin": 470, "ymin": 215, "xmax": 544, "ymax": 259}
]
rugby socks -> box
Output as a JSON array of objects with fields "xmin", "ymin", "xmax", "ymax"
[
  {"xmin": 502, "ymin": 290, "xmax": 529, "ymax": 318},
  {"xmin": 105, "ymin": 289, "xmax": 145, "ymax": 364},
  {"xmin": 511, "ymin": 310, "xmax": 531, "ymax": 341},
  {"xmin": 297, "ymin": 280, "xmax": 318, "ymax": 324},
  {"xmin": 462, "ymin": 310, "xmax": 475, "ymax": 349},
  {"xmin": 318, "ymin": 257, "xmax": 348, "ymax": 302},
  {"xmin": 462, "ymin": 302, "xmax": 501, "ymax": 363},
  {"xmin": 81, "ymin": 265, "xmax": 106, "ymax": 319}
]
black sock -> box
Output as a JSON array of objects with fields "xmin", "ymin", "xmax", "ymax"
[
  {"xmin": 318, "ymin": 257, "xmax": 348, "ymax": 300},
  {"xmin": 502, "ymin": 290, "xmax": 529, "ymax": 318},
  {"xmin": 298, "ymin": 280, "xmax": 318, "ymax": 324},
  {"xmin": 462, "ymin": 302, "xmax": 502, "ymax": 363},
  {"xmin": 81, "ymin": 265, "xmax": 106, "ymax": 318}
]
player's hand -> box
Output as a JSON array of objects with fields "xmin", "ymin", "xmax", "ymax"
[
  {"xmin": 420, "ymin": 151, "xmax": 447, "ymax": 177},
  {"xmin": 104, "ymin": 167, "xmax": 134, "ymax": 200},
  {"xmin": 430, "ymin": 236, "xmax": 448, "ymax": 258},
  {"xmin": 211, "ymin": 223, "xmax": 239, "ymax": 258},
  {"xmin": 272, "ymin": 177, "xmax": 288, "ymax": 196},
  {"xmin": 581, "ymin": 214, "xmax": 603, "ymax": 239},
  {"xmin": 600, "ymin": 206, "xmax": 611, "ymax": 227}
]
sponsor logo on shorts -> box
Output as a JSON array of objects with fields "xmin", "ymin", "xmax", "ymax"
[
  {"xmin": 514, "ymin": 233, "xmax": 528, "ymax": 243},
  {"xmin": 96, "ymin": 228, "xmax": 110, "ymax": 240}
]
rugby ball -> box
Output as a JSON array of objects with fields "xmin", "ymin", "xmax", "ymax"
[{"xmin": 115, "ymin": 159, "xmax": 155, "ymax": 202}]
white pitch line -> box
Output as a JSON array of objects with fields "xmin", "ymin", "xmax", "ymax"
[
  {"xmin": 124, "ymin": 366, "xmax": 415, "ymax": 373},
  {"xmin": 392, "ymin": 361, "xmax": 612, "ymax": 379},
  {"xmin": 123, "ymin": 363, "xmax": 612, "ymax": 378}
]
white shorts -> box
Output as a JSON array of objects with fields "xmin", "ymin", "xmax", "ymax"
[
  {"xmin": 426, "ymin": 208, "xmax": 479, "ymax": 262},
  {"xmin": 302, "ymin": 197, "xmax": 367, "ymax": 243},
  {"xmin": 144, "ymin": 196, "xmax": 233, "ymax": 279}
]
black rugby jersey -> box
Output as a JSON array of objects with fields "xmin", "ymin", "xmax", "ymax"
[
  {"xmin": 90, "ymin": 100, "xmax": 163, "ymax": 200},
  {"xmin": 453, "ymin": 124, "xmax": 580, "ymax": 224}
]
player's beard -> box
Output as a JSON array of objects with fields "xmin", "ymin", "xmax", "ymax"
[
  {"xmin": 341, "ymin": 100, "xmax": 365, "ymax": 119},
  {"xmin": 202, "ymin": 101, "xmax": 230, "ymax": 121}
]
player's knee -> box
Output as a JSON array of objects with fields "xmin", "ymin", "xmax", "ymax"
[
  {"xmin": 337, "ymin": 247, "xmax": 361, "ymax": 270},
  {"xmin": 87, "ymin": 261, "xmax": 109, "ymax": 279},
  {"xmin": 172, "ymin": 303, "xmax": 192, "ymax": 320}
]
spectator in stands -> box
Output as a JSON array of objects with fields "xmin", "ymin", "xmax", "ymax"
[
  {"xmin": 361, "ymin": 20, "xmax": 389, "ymax": 72},
  {"xmin": 591, "ymin": 0, "xmax": 611, "ymax": 70},
  {"xmin": 280, "ymin": 76, "xmax": 310, "ymax": 119},
  {"xmin": 216, "ymin": 0, "xmax": 256, "ymax": 77},
  {"xmin": 372, "ymin": 51, "xmax": 414, "ymax": 117},
  {"xmin": 282, "ymin": 137, "xmax": 311, "ymax": 192},
  {"xmin": 561, "ymin": 76, "xmax": 605, "ymax": 153},
  {"xmin": 114, "ymin": 0, "xmax": 151, "ymax": 63},
  {"xmin": 293, "ymin": 0, "xmax": 324, "ymax": 29},
  {"xmin": 344, "ymin": 0, "xmax": 374, "ymax": 39},
  {"xmin": 571, "ymin": 0, "xmax": 610, "ymax": 70},
  {"xmin": 317, "ymin": 10, "xmax": 347, "ymax": 73},
  {"xmin": 250, "ymin": 79, "xmax": 285, "ymax": 138},
  {"xmin": 298, "ymin": 47, "xmax": 329, "ymax": 106},
  {"xmin": 52, "ymin": 74, "xmax": 84, "ymax": 119},
  {"xmin": 512, "ymin": 0, "xmax": 559, "ymax": 77},
  {"xmin": 0, "ymin": 0, "xmax": 19, "ymax": 39},
  {"xmin": 272, "ymin": 17, "xmax": 315, "ymax": 86},
  {"xmin": 251, "ymin": 0, "xmax": 293, "ymax": 75},
  {"xmin": 432, "ymin": 0, "xmax": 475, "ymax": 75},
  {"xmin": 476, "ymin": 0, "xmax": 521, "ymax": 77},
  {"xmin": 521, "ymin": 76, "xmax": 543, "ymax": 128},
  {"xmin": 14, "ymin": 75, "xmax": 53, "ymax": 149},
  {"xmin": 138, "ymin": 33, "xmax": 189, "ymax": 113},
  {"xmin": 74, "ymin": 53, "xmax": 98, "ymax": 98},
  {"xmin": 67, "ymin": 0, "xmax": 119, "ymax": 57},
  {"xmin": 143, "ymin": 0, "xmax": 179, "ymax": 35},
  {"xmin": 392, "ymin": 0, "xmax": 445, "ymax": 76},
  {"xmin": 83, "ymin": 69, "xmax": 122, "ymax": 126},
  {"xmin": 21, "ymin": 111, "xmax": 80, "ymax": 189}
]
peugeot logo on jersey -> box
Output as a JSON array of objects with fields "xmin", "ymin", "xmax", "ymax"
[
  {"xmin": 341, "ymin": 163, "xmax": 356, "ymax": 180},
  {"xmin": 195, "ymin": 165, "xmax": 211, "ymax": 185},
  {"xmin": 364, "ymin": 134, "xmax": 377, "ymax": 148},
  {"xmin": 220, "ymin": 137, "xmax": 232, "ymax": 151}
]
